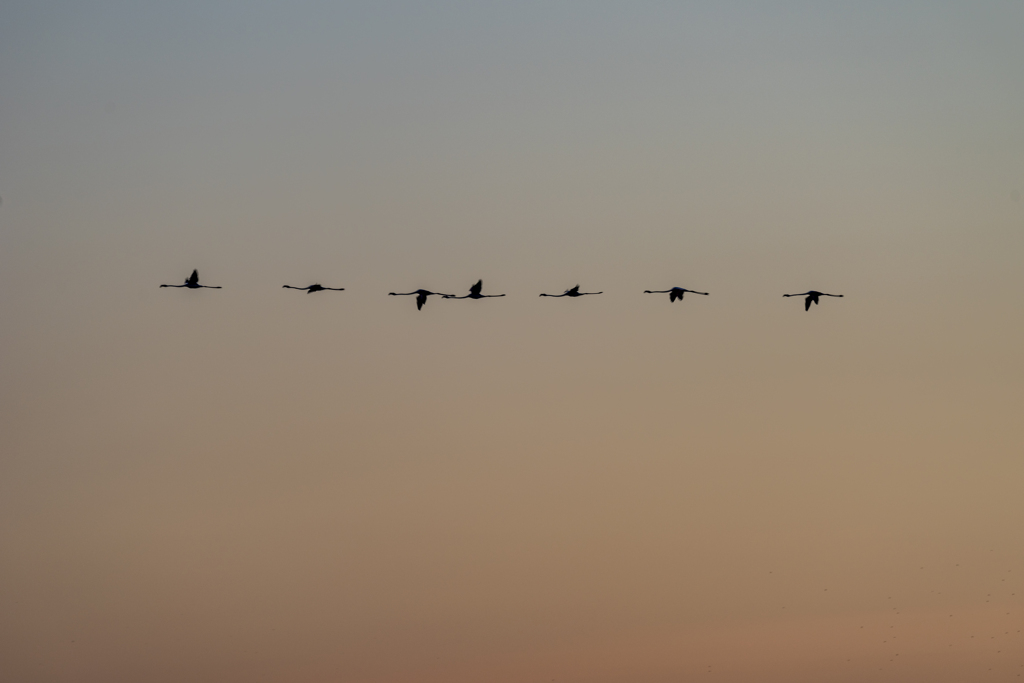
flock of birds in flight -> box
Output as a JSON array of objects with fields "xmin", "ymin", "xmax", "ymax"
[{"xmin": 160, "ymin": 270, "xmax": 844, "ymax": 311}]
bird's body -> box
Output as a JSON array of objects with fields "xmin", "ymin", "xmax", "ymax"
[
  {"xmin": 283, "ymin": 284, "xmax": 345, "ymax": 293},
  {"xmin": 539, "ymin": 285, "xmax": 602, "ymax": 298},
  {"xmin": 389, "ymin": 289, "xmax": 452, "ymax": 310},
  {"xmin": 644, "ymin": 287, "xmax": 708, "ymax": 302},
  {"xmin": 783, "ymin": 290, "xmax": 843, "ymax": 311},
  {"xmin": 160, "ymin": 269, "xmax": 221, "ymax": 289},
  {"xmin": 445, "ymin": 280, "xmax": 505, "ymax": 300}
]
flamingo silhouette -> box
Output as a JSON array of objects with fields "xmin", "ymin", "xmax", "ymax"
[
  {"xmin": 160, "ymin": 269, "xmax": 221, "ymax": 289},
  {"xmin": 644, "ymin": 287, "xmax": 708, "ymax": 302},
  {"xmin": 539, "ymin": 285, "xmax": 602, "ymax": 298},
  {"xmin": 784, "ymin": 290, "xmax": 843, "ymax": 311},
  {"xmin": 389, "ymin": 289, "xmax": 452, "ymax": 310},
  {"xmin": 444, "ymin": 280, "xmax": 505, "ymax": 300},
  {"xmin": 283, "ymin": 284, "xmax": 345, "ymax": 293}
]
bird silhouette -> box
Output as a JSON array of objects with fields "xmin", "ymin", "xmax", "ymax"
[
  {"xmin": 389, "ymin": 289, "xmax": 452, "ymax": 310},
  {"xmin": 160, "ymin": 269, "xmax": 221, "ymax": 289},
  {"xmin": 444, "ymin": 280, "xmax": 505, "ymax": 299},
  {"xmin": 539, "ymin": 285, "xmax": 602, "ymax": 298},
  {"xmin": 784, "ymin": 290, "xmax": 843, "ymax": 311},
  {"xmin": 283, "ymin": 284, "xmax": 345, "ymax": 293},
  {"xmin": 644, "ymin": 287, "xmax": 708, "ymax": 302}
]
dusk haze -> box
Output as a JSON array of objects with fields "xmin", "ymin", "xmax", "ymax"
[{"xmin": 1, "ymin": 2, "xmax": 1023, "ymax": 681}]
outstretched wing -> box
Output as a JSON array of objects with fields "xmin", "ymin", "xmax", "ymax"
[
  {"xmin": 805, "ymin": 296, "xmax": 812, "ymax": 311},
  {"xmin": 470, "ymin": 280, "xmax": 483, "ymax": 296},
  {"xmin": 188, "ymin": 270, "xmax": 199, "ymax": 286},
  {"xmin": 568, "ymin": 285, "xmax": 580, "ymax": 295},
  {"xmin": 416, "ymin": 293, "xmax": 427, "ymax": 310}
]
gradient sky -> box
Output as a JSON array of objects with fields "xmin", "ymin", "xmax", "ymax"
[{"xmin": 2, "ymin": 2, "xmax": 1024, "ymax": 681}]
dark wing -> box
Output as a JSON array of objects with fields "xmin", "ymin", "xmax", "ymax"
[
  {"xmin": 470, "ymin": 280, "xmax": 483, "ymax": 296},
  {"xmin": 805, "ymin": 296, "xmax": 812, "ymax": 311},
  {"xmin": 568, "ymin": 285, "xmax": 580, "ymax": 295},
  {"xmin": 416, "ymin": 293, "xmax": 427, "ymax": 310},
  {"xmin": 188, "ymin": 270, "xmax": 199, "ymax": 286}
]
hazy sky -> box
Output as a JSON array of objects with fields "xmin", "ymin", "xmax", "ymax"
[{"xmin": 2, "ymin": 2, "xmax": 1024, "ymax": 681}]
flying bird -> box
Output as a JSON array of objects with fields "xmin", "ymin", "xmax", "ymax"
[
  {"xmin": 539, "ymin": 285, "xmax": 602, "ymax": 298},
  {"xmin": 784, "ymin": 290, "xmax": 843, "ymax": 311},
  {"xmin": 160, "ymin": 269, "xmax": 221, "ymax": 289},
  {"xmin": 389, "ymin": 289, "xmax": 452, "ymax": 310},
  {"xmin": 644, "ymin": 286, "xmax": 708, "ymax": 302},
  {"xmin": 283, "ymin": 284, "xmax": 345, "ymax": 293},
  {"xmin": 444, "ymin": 280, "xmax": 505, "ymax": 299}
]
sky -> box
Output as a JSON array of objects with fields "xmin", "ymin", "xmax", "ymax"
[{"xmin": 1, "ymin": 1, "xmax": 1024, "ymax": 681}]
